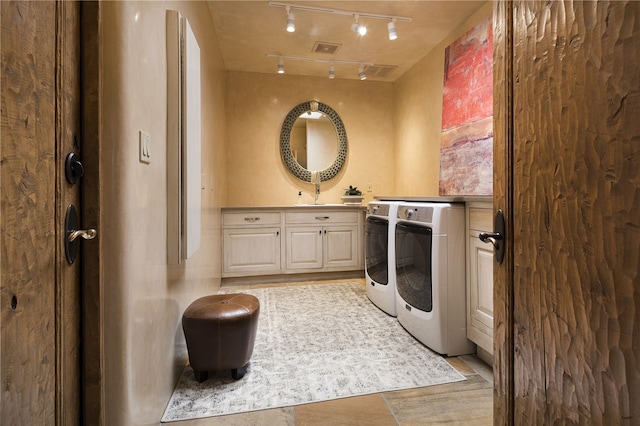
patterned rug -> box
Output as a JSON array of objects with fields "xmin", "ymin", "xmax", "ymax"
[{"xmin": 161, "ymin": 282, "xmax": 465, "ymax": 422}]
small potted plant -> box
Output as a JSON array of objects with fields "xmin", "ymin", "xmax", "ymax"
[{"xmin": 342, "ymin": 185, "xmax": 364, "ymax": 205}]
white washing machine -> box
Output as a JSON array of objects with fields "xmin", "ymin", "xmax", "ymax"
[
  {"xmin": 365, "ymin": 201, "xmax": 400, "ymax": 316},
  {"xmin": 394, "ymin": 202, "xmax": 475, "ymax": 356}
]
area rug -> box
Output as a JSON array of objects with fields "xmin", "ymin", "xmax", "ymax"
[{"xmin": 161, "ymin": 282, "xmax": 465, "ymax": 422}]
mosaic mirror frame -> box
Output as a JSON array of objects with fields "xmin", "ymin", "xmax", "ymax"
[{"xmin": 280, "ymin": 100, "xmax": 348, "ymax": 182}]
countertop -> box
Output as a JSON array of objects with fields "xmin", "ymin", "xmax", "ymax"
[
  {"xmin": 373, "ymin": 195, "xmax": 492, "ymax": 203},
  {"xmin": 221, "ymin": 204, "xmax": 367, "ymax": 211},
  {"xmin": 221, "ymin": 196, "xmax": 492, "ymax": 212}
]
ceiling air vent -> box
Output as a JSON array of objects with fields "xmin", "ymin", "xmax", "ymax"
[
  {"xmin": 312, "ymin": 42, "xmax": 341, "ymax": 55},
  {"xmin": 363, "ymin": 64, "xmax": 397, "ymax": 79}
]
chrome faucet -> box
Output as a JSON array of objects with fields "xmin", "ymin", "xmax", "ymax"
[{"xmin": 313, "ymin": 171, "xmax": 320, "ymax": 204}]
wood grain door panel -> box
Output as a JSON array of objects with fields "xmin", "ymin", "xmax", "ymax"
[
  {"xmin": 1, "ymin": 2, "xmax": 58, "ymax": 423},
  {"xmin": 56, "ymin": 2, "xmax": 82, "ymax": 424},
  {"xmin": 510, "ymin": 1, "xmax": 640, "ymax": 423},
  {"xmin": 1, "ymin": 1, "xmax": 83, "ymax": 423},
  {"xmin": 492, "ymin": 1, "xmax": 515, "ymax": 421}
]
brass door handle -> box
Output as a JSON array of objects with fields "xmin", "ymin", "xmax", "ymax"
[
  {"xmin": 65, "ymin": 204, "xmax": 97, "ymax": 264},
  {"xmin": 68, "ymin": 229, "xmax": 97, "ymax": 242}
]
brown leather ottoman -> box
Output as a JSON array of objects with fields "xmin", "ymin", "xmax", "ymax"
[{"xmin": 182, "ymin": 293, "xmax": 260, "ymax": 382}]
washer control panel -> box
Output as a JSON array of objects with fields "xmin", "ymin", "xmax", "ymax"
[
  {"xmin": 368, "ymin": 203, "xmax": 390, "ymax": 216},
  {"xmin": 397, "ymin": 205, "xmax": 434, "ymax": 223}
]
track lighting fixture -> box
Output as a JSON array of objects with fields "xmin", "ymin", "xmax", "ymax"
[
  {"xmin": 358, "ymin": 64, "xmax": 367, "ymax": 80},
  {"xmin": 270, "ymin": 2, "xmax": 410, "ymax": 39},
  {"xmin": 388, "ymin": 18, "xmax": 397, "ymax": 41},
  {"xmin": 286, "ymin": 5, "xmax": 295, "ymax": 32},
  {"xmin": 351, "ymin": 14, "xmax": 367, "ymax": 36},
  {"xmin": 267, "ymin": 54, "xmax": 373, "ymax": 80}
]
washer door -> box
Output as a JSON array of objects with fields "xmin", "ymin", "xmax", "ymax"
[
  {"xmin": 365, "ymin": 216, "xmax": 389, "ymax": 285},
  {"xmin": 395, "ymin": 222, "xmax": 433, "ymax": 312}
]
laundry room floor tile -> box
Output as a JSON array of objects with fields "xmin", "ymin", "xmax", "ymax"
[
  {"xmin": 383, "ymin": 374, "xmax": 493, "ymax": 425},
  {"xmin": 294, "ymin": 393, "xmax": 397, "ymax": 426}
]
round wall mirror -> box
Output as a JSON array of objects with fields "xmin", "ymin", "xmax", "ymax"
[{"xmin": 280, "ymin": 100, "xmax": 347, "ymax": 182}]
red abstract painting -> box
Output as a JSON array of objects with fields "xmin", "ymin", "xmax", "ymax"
[{"xmin": 439, "ymin": 15, "xmax": 493, "ymax": 195}]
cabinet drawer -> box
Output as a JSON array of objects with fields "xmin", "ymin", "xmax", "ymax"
[
  {"xmin": 468, "ymin": 208, "xmax": 492, "ymax": 232},
  {"xmin": 223, "ymin": 211, "xmax": 281, "ymax": 226},
  {"xmin": 285, "ymin": 211, "xmax": 358, "ymax": 224}
]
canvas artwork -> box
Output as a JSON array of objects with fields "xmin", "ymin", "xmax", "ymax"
[{"xmin": 439, "ymin": 15, "xmax": 493, "ymax": 195}]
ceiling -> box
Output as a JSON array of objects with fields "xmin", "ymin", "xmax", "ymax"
[{"xmin": 206, "ymin": 1, "xmax": 488, "ymax": 82}]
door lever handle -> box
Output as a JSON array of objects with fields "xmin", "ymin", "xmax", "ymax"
[
  {"xmin": 64, "ymin": 204, "xmax": 97, "ymax": 264},
  {"xmin": 479, "ymin": 232, "xmax": 502, "ymax": 250},
  {"xmin": 479, "ymin": 209, "xmax": 506, "ymax": 265},
  {"xmin": 68, "ymin": 229, "xmax": 97, "ymax": 242}
]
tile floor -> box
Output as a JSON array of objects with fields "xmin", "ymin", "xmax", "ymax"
[{"xmin": 170, "ymin": 278, "xmax": 493, "ymax": 425}]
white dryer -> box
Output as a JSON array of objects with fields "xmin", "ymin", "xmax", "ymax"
[
  {"xmin": 365, "ymin": 201, "xmax": 400, "ymax": 316},
  {"xmin": 394, "ymin": 202, "xmax": 475, "ymax": 356}
]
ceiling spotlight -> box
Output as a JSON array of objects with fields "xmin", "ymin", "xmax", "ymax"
[
  {"xmin": 328, "ymin": 64, "xmax": 335, "ymax": 79},
  {"xmin": 358, "ymin": 64, "xmax": 367, "ymax": 80},
  {"xmin": 277, "ymin": 57, "xmax": 285, "ymax": 74},
  {"xmin": 388, "ymin": 18, "xmax": 397, "ymax": 40},
  {"xmin": 286, "ymin": 6, "xmax": 295, "ymax": 32},
  {"xmin": 351, "ymin": 14, "xmax": 367, "ymax": 36}
]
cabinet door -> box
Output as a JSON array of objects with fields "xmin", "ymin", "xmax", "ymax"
[
  {"xmin": 468, "ymin": 236, "xmax": 494, "ymax": 353},
  {"xmin": 223, "ymin": 227, "xmax": 281, "ymax": 274},
  {"xmin": 285, "ymin": 227, "xmax": 323, "ymax": 269},
  {"xmin": 323, "ymin": 225, "xmax": 359, "ymax": 268}
]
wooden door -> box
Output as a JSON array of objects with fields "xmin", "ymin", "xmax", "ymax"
[
  {"xmin": 492, "ymin": 2, "xmax": 515, "ymax": 420},
  {"xmin": 494, "ymin": 1, "xmax": 640, "ymax": 423},
  {"xmin": 1, "ymin": 1, "xmax": 84, "ymax": 423}
]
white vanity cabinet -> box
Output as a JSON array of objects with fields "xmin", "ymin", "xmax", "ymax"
[
  {"xmin": 466, "ymin": 201, "xmax": 495, "ymax": 356},
  {"xmin": 222, "ymin": 211, "xmax": 282, "ymax": 276},
  {"xmin": 285, "ymin": 210, "xmax": 362, "ymax": 271},
  {"xmin": 221, "ymin": 206, "xmax": 364, "ymax": 278}
]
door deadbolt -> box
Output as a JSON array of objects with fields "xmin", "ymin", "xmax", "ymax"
[
  {"xmin": 64, "ymin": 204, "xmax": 97, "ymax": 264},
  {"xmin": 65, "ymin": 152, "xmax": 84, "ymax": 184},
  {"xmin": 479, "ymin": 209, "xmax": 506, "ymax": 265}
]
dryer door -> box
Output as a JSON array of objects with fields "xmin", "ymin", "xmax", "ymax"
[
  {"xmin": 365, "ymin": 216, "xmax": 389, "ymax": 285},
  {"xmin": 395, "ymin": 222, "xmax": 433, "ymax": 312}
]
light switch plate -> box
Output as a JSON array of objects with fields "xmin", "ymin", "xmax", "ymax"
[{"xmin": 139, "ymin": 130, "xmax": 151, "ymax": 164}]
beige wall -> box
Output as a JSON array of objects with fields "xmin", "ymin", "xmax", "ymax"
[
  {"xmin": 100, "ymin": 1, "xmax": 226, "ymax": 424},
  {"xmin": 393, "ymin": 2, "xmax": 493, "ymax": 196},
  {"xmin": 225, "ymin": 72, "xmax": 395, "ymax": 206},
  {"xmin": 225, "ymin": 2, "xmax": 491, "ymax": 204}
]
